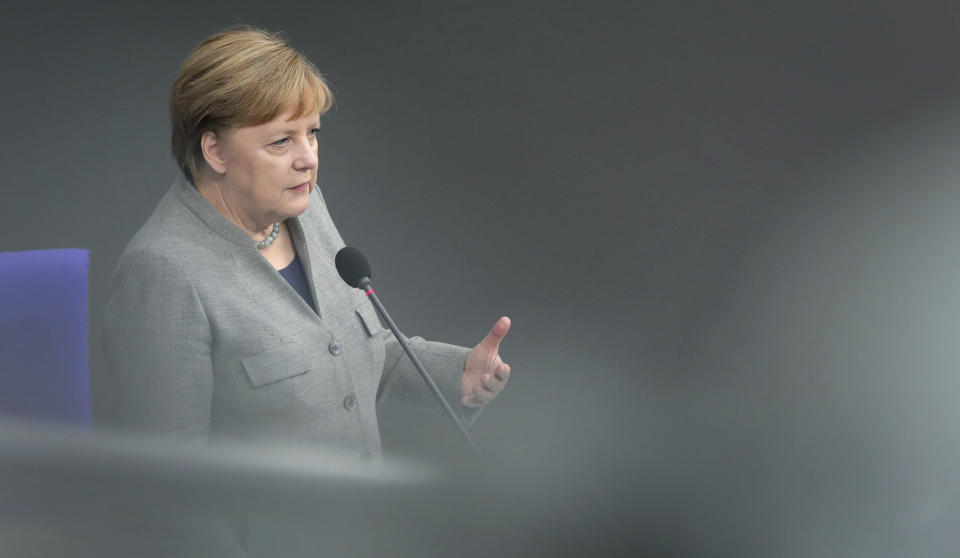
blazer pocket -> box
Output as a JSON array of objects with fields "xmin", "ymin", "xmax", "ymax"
[
  {"xmin": 241, "ymin": 342, "xmax": 312, "ymax": 388},
  {"xmin": 355, "ymin": 301, "xmax": 384, "ymax": 337}
]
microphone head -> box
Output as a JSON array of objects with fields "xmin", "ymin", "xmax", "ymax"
[{"xmin": 335, "ymin": 247, "xmax": 372, "ymax": 289}]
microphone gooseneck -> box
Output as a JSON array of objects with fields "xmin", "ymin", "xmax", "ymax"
[{"xmin": 334, "ymin": 247, "xmax": 484, "ymax": 461}]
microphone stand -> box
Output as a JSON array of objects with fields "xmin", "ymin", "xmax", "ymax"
[{"xmin": 358, "ymin": 277, "xmax": 484, "ymax": 462}]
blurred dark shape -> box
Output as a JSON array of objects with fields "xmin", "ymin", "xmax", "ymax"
[{"xmin": 0, "ymin": 418, "xmax": 680, "ymax": 558}]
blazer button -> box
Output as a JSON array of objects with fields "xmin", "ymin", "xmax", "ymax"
[
  {"xmin": 343, "ymin": 394, "xmax": 357, "ymax": 411},
  {"xmin": 328, "ymin": 340, "xmax": 342, "ymax": 356}
]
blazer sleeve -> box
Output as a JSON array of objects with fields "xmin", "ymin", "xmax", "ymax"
[
  {"xmin": 102, "ymin": 249, "xmax": 214, "ymax": 441},
  {"xmin": 376, "ymin": 333, "xmax": 481, "ymax": 426}
]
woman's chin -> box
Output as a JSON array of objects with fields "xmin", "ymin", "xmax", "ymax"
[{"xmin": 280, "ymin": 193, "xmax": 311, "ymax": 219}]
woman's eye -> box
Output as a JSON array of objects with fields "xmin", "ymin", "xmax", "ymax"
[
  {"xmin": 310, "ymin": 128, "xmax": 321, "ymax": 137},
  {"xmin": 271, "ymin": 137, "xmax": 290, "ymax": 147}
]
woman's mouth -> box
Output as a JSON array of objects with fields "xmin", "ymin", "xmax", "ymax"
[{"xmin": 287, "ymin": 182, "xmax": 309, "ymax": 192}]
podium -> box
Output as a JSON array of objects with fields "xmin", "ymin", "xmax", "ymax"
[{"xmin": 0, "ymin": 418, "xmax": 433, "ymax": 557}]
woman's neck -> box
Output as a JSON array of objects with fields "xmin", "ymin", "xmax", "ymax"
[{"xmin": 194, "ymin": 177, "xmax": 276, "ymax": 241}]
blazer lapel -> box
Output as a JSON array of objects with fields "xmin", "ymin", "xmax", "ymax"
[
  {"xmin": 286, "ymin": 217, "xmax": 322, "ymax": 319},
  {"xmin": 287, "ymin": 216, "xmax": 348, "ymax": 323}
]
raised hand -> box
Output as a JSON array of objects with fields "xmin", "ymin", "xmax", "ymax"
[{"xmin": 461, "ymin": 316, "xmax": 512, "ymax": 408}]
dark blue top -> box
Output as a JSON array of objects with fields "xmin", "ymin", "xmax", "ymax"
[{"xmin": 278, "ymin": 253, "xmax": 317, "ymax": 314}]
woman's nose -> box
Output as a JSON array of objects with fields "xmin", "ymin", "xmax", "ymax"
[{"xmin": 294, "ymin": 137, "xmax": 318, "ymax": 170}]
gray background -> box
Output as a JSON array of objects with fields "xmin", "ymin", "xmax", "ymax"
[{"xmin": 5, "ymin": 1, "xmax": 960, "ymax": 555}]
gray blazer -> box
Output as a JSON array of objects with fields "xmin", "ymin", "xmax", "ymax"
[{"xmin": 103, "ymin": 176, "xmax": 473, "ymax": 459}]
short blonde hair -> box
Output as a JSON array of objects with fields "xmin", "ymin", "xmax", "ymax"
[{"xmin": 170, "ymin": 27, "xmax": 334, "ymax": 182}]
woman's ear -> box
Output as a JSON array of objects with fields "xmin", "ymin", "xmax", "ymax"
[{"xmin": 200, "ymin": 130, "xmax": 228, "ymax": 175}]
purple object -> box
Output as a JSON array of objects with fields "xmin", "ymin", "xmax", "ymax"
[{"xmin": 0, "ymin": 249, "xmax": 91, "ymax": 424}]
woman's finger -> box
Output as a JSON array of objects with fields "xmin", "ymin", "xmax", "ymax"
[
  {"xmin": 494, "ymin": 362, "xmax": 511, "ymax": 382},
  {"xmin": 481, "ymin": 373, "xmax": 499, "ymax": 393}
]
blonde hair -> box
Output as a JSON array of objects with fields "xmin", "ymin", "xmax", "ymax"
[{"xmin": 170, "ymin": 27, "xmax": 334, "ymax": 182}]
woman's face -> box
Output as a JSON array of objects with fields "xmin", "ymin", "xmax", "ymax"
[{"xmin": 212, "ymin": 108, "xmax": 321, "ymax": 228}]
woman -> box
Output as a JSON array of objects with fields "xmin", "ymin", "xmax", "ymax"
[{"xmin": 103, "ymin": 28, "xmax": 511, "ymax": 460}]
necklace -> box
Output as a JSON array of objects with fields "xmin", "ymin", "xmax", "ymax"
[{"xmin": 254, "ymin": 223, "xmax": 281, "ymax": 250}]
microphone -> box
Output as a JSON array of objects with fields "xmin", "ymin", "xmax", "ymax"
[
  {"xmin": 334, "ymin": 247, "xmax": 483, "ymax": 461},
  {"xmin": 334, "ymin": 247, "xmax": 371, "ymax": 289}
]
